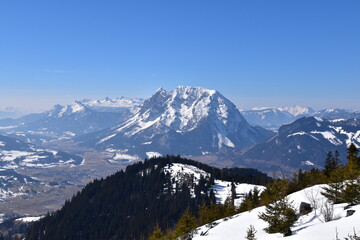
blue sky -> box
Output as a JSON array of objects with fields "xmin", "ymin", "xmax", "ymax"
[{"xmin": 0, "ymin": 1, "xmax": 359, "ymax": 112}]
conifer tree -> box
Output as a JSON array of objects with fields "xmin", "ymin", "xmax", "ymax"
[
  {"xmin": 239, "ymin": 187, "xmax": 261, "ymax": 213},
  {"xmin": 231, "ymin": 181, "xmax": 236, "ymax": 206},
  {"xmin": 258, "ymin": 197, "xmax": 297, "ymax": 236},
  {"xmin": 333, "ymin": 150, "xmax": 340, "ymax": 169},
  {"xmin": 238, "ymin": 192, "xmax": 253, "ymax": 213},
  {"xmin": 342, "ymin": 179, "xmax": 360, "ymax": 205},
  {"xmin": 322, "ymin": 167, "xmax": 346, "ymax": 204},
  {"xmin": 347, "ymin": 143, "xmax": 360, "ymax": 170},
  {"xmin": 260, "ymin": 179, "xmax": 287, "ymax": 205},
  {"xmin": 324, "ymin": 151, "xmax": 334, "ymax": 178},
  {"xmin": 174, "ymin": 208, "xmax": 196, "ymax": 239},
  {"xmin": 245, "ymin": 225, "xmax": 257, "ymax": 240},
  {"xmin": 148, "ymin": 224, "xmax": 164, "ymax": 240}
]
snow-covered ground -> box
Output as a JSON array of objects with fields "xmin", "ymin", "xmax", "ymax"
[
  {"xmin": 193, "ymin": 184, "xmax": 360, "ymax": 240},
  {"xmin": 15, "ymin": 216, "xmax": 43, "ymax": 223},
  {"xmin": 213, "ymin": 180, "xmax": 265, "ymax": 206},
  {"xmin": 163, "ymin": 163, "xmax": 264, "ymax": 205}
]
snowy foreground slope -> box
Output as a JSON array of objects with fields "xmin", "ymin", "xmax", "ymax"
[{"xmin": 193, "ymin": 184, "xmax": 360, "ymax": 240}]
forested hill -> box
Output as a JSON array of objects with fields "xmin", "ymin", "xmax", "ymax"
[{"xmin": 25, "ymin": 155, "xmax": 271, "ymax": 240}]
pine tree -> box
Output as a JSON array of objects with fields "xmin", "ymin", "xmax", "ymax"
[
  {"xmin": 342, "ymin": 179, "xmax": 360, "ymax": 206},
  {"xmin": 260, "ymin": 179, "xmax": 287, "ymax": 205},
  {"xmin": 347, "ymin": 143, "xmax": 360, "ymax": 170},
  {"xmin": 238, "ymin": 187, "xmax": 261, "ymax": 213},
  {"xmin": 148, "ymin": 224, "xmax": 164, "ymax": 240},
  {"xmin": 258, "ymin": 197, "xmax": 297, "ymax": 236},
  {"xmin": 324, "ymin": 151, "xmax": 334, "ymax": 178},
  {"xmin": 231, "ymin": 181, "xmax": 236, "ymax": 206},
  {"xmin": 333, "ymin": 150, "xmax": 340, "ymax": 169},
  {"xmin": 173, "ymin": 208, "xmax": 196, "ymax": 239},
  {"xmin": 245, "ymin": 225, "xmax": 257, "ymax": 240},
  {"xmin": 322, "ymin": 167, "xmax": 346, "ymax": 204}
]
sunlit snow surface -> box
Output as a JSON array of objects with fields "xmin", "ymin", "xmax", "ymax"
[
  {"xmin": 193, "ymin": 184, "xmax": 360, "ymax": 240},
  {"xmin": 286, "ymin": 118, "xmax": 360, "ymax": 148},
  {"xmin": 98, "ymin": 86, "xmax": 254, "ymax": 151},
  {"xmin": 105, "ymin": 148, "xmax": 140, "ymax": 163},
  {"xmin": 0, "ymin": 149, "xmax": 77, "ymax": 169},
  {"xmin": 15, "ymin": 216, "xmax": 43, "ymax": 223},
  {"xmin": 163, "ymin": 163, "xmax": 264, "ymax": 205}
]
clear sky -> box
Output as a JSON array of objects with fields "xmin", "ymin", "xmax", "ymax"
[{"xmin": 0, "ymin": 1, "xmax": 359, "ymax": 112}]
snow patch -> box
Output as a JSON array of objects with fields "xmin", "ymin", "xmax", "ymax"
[
  {"xmin": 310, "ymin": 131, "xmax": 343, "ymax": 145},
  {"xmin": 146, "ymin": 152, "xmax": 162, "ymax": 158},
  {"xmin": 98, "ymin": 134, "xmax": 117, "ymax": 144},
  {"xmin": 15, "ymin": 216, "xmax": 43, "ymax": 223}
]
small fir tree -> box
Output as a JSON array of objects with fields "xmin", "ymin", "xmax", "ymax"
[
  {"xmin": 245, "ymin": 225, "xmax": 257, "ymax": 240},
  {"xmin": 148, "ymin": 224, "xmax": 164, "ymax": 240},
  {"xmin": 325, "ymin": 151, "xmax": 334, "ymax": 178},
  {"xmin": 258, "ymin": 197, "xmax": 297, "ymax": 236},
  {"xmin": 231, "ymin": 181, "xmax": 237, "ymax": 206},
  {"xmin": 322, "ymin": 167, "xmax": 346, "ymax": 204},
  {"xmin": 174, "ymin": 208, "xmax": 196, "ymax": 239},
  {"xmin": 347, "ymin": 143, "xmax": 360, "ymax": 170},
  {"xmin": 342, "ymin": 179, "xmax": 360, "ymax": 206}
]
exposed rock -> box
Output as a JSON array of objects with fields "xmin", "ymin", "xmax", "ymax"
[
  {"xmin": 299, "ymin": 202, "xmax": 312, "ymax": 215},
  {"xmin": 346, "ymin": 210, "xmax": 355, "ymax": 217}
]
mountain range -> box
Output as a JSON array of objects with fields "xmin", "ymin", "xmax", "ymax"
[
  {"xmin": 238, "ymin": 117, "xmax": 360, "ymax": 172},
  {"xmin": 241, "ymin": 106, "xmax": 360, "ymax": 130},
  {"xmin": 77, "ymin": 86, "xmax": 275, "ymax": 158},
  {"xmin": 0, "ymin": 107, "xmax": 24, "ymax": 120},
  {"xmin": 0, "ymin": 97, "xmax": 143, "ymax": 144},
  {"xmin": 0, "ymin": 86, "xmax": 359, "ymax": 173}
]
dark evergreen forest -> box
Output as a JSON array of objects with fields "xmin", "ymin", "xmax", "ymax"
[{"xmin": 25, "ymin": 155, "xmax": 271, "ymax": 240}]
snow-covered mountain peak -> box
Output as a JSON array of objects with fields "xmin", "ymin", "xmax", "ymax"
[
  {"xmin": 120, "ymin": 86, "xmax": 247, "ymax": 135},
  {"xmin": 85, "ymin": 86, "xmax": 274, "ymax": 156},
  {"xmin": 284, "ymin": 105, "xmax": 314, "ymax": 116},
  {"xmin": 79, "ymin": 97, "xmax": 143, "ymax": 110},
  {"xmin": 173, "ymin": 85, "xmax": 217, "ymax": 97},
  {"xmin": 72, "ymin": 101, "xmax": 86, "ymax": 113},
  {"xmin": 46, "ymin": 97, "xmax": 144, "ymax": 118}
]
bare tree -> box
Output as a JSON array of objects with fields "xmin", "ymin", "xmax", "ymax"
[
  {"xmin": 304, "ymin": 187, "xmax": 320, "ymax": 216},
  {"xmin": 320, "ymin": 200, "xmax": 333, "ymax": 222}
]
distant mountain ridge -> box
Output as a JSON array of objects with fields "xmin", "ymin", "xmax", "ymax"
[
  {"xmin": 0, "ymin": 107, "xmax": 24, "ymax": 120},
  {"xmin": 239, "ymin": 117, "xmax": 360, "ymax": 172},
  {"xmin": 241, "ymin": 106, "xmax": 314, "ymax": 130},
  {"xmin": 78, "ymin": 86, "xmax": 274, "ymax": 158},
  {"xmin": 241, "ymin": 106, "xmax": 360, "ymax": 130},
  {"xmin": 0, "ymin": 97, "xmax": 143, "ymax": 144}
]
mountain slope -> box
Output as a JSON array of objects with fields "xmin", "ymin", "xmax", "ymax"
[
  {"xmin": 0, "ymin": 97, "xmax": 143, "ymax": 144},
  {"xmin": 193, "ymin": 183, "xmax": 360, "ymax": 240},
  {"xmin": 0, "ymin": 107, "xmax": 24, "ymax": 120},
  {"xmin": 241, "ymin": 106, "xmax": 360, "ymax": 130},
  {"xmin": 78, "ymin": 86, "xmax": 274, "ymax": 157},
  {"xmin": 239, "ymin": 117, "xmax": 360, "ymax": 172},
  {"xmin": 25, "ymin": 156, "xmax": 270, "ymax": 240},
  {"xmin": 241, "ymin": 106, "xmax": 314, "ymax": 130}
]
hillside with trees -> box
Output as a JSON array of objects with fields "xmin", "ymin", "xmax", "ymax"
[{"xmin": 24, "ymin": 156, "xmax": 270, "ymax": 240}]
